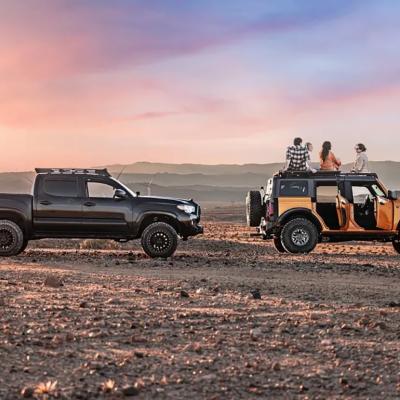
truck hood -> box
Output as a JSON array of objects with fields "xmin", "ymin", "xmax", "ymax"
[{"xmin": 137, "ymin": 196, "xmax": 196, "ymax": 205}]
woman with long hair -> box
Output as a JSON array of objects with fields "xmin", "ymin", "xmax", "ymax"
[{"xmin": 319, "ymin": 141, "xmax": 341, "ymax": 171}]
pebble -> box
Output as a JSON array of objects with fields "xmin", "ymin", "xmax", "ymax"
[{"xmin": 21, "ymin": 387, "xmax": 35, "ymax": 398}]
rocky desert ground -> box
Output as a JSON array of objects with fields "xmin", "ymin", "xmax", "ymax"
[{"xmin": 1, "ymin": 208, "xmax": 400, "ymax": 399}]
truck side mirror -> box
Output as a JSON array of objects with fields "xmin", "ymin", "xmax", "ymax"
[{"xmin": 114, "ymin": 189, "xmax": 127, "ymax": 200}]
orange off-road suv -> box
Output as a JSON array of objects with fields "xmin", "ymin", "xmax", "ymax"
[{"xmin": 246, "ymin": 171, "xmax": 400, "ymax": 254}]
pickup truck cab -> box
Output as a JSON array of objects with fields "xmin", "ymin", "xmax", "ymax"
[{"xmin": 0, "ymin": 168, "xmax": 203, "ymax": 258}]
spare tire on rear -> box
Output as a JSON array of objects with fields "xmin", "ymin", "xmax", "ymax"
[{"xmin": 246, "ymin": 191, "xmax": 264, "ymax": 227}]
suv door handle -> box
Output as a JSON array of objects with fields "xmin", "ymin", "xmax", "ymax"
[
  {"xmin": 84, "ymin": 201, "xmax": 96, "ymax": 207},
  {"xmin": 39, "ymin": 200, "xmax": 52, "ymax": 206}
]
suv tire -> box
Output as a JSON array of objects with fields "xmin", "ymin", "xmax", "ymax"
[
  {"xmin": 281, "ymin": 218, "xmax": 318, "ymax": 254},
  {"xmin": 246, "ymin": 191, "xmax": 264, "ymax": 227},
  {"xmin": 0, "ymin": 220, "xmax": 25, "ymax": 257},
  {"xmin": 393, "ymin": 239, "xmax": 400, "ymax": 254},
  {"xmin": 273, "ymin": 237, "xmax": 286, "ymax": 253},
  {"xmin": 141, "ymin": 222, "xmax": 178, "ymax": 258}
]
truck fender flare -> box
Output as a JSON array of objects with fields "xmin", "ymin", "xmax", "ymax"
[{"xmin": 136, "ymin": 211, "xmax": 180, "ymax": 235}]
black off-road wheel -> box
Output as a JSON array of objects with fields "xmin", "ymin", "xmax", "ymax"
[
  {"xmin": 273, "ymin": 237, "xmax": 286, "ymax": 253},
  {"xmin": 141, "ymin": 222, "xmax": 178, "ymax": 258},
  {"xmin": 392, "ymin": 239, "xmax": 400, "ymax": 254},
  {"xmin": 280, "ymin": 218, "xmax": 318, "ymax": 254},
  {"xmin": 246, "ymin": 191, "xmax": 264, "ymax": 227},
  {"xmin": 0, "ymin": 220, "xmax": 25, "ymax": 257}
]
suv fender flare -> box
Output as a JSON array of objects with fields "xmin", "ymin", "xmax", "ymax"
[{"xmin": 277, "ymin": 208, "xmax": 323, "ymax": 233}]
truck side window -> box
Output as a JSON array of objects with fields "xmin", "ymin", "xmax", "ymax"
[
  {"xmin": 44, "ymin": 179, "xmax": 79, "ymax": 197},
  {"xmin": 87, "ymin": 182, "xmax": 115, "ymax": 198}
]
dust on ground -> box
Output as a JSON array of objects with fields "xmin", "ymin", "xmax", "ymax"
[{"xmin": 1, "ymin": 217, "xmax": 400, "ymax": 399}]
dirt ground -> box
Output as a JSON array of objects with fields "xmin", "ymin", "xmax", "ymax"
[{"xmin": 1, "ymin": 219, "xmax": 400, "ymax": 399}]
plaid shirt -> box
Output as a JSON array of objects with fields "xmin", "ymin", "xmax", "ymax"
[{"xmin": 286, "ymin": 145, "xmax": 310, "ymax": 171}]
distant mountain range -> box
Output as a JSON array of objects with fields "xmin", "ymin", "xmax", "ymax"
[{"xmin": 1, "ymin": 161, "xmax": 399, "ymax": 203}]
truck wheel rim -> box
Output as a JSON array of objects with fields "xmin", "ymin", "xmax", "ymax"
[
  {"xmin": 291, "ymin": 228, "xmax": 309, "ymax": 246},
  {"xmin": 150, "ymin": 232, "xmax": 170, "ymax": 252},
  {"xmin": 0, "ymin": 229, "xmax": 14, "ymax": 249}
]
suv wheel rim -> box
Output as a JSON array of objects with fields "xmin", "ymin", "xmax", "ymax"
[
  {"xmin": 291, "ymin": 228, "xmax": 309, "ymax": 246},
  {"xmin": 0, "ymin": 229, "xmax": 14, "ymax": 250},
  {"xmin": 150, "ymin": 232, "xmax": 170, "ymax": 252}
]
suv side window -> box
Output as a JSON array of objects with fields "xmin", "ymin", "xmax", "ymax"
[
  {"xmin": 279, "ymin": 180, "xmax": 308, "ymax": 197},
  {"xmin": 43, "ymin": 178, "xmax": 79, "ymax": 198},
  {"xmin": 87, "ymin": 181, "xmax": 116, "ymax": 198}
]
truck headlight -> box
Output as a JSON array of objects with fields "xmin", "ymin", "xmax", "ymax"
[{"xmin": 177, "ymin": 204, "xmax": 196, "ymax": 214}]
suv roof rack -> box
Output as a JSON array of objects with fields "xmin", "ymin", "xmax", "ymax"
[
  {"xmin": 276, "ymin": 170, "xmax": 378, "ymax": 178},
  {"xmin": 35, "ymin": 168, "xmax": 111, "ymax": 177}
]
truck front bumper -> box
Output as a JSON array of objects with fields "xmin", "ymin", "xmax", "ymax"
[{"xmin": 180, "ymin": 215, "xmax": 204, "ymax": 237}]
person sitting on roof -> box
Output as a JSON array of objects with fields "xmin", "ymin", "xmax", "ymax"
[
  {"xmin": 319, "ymin": 141, "xmax": 341, "ymax": 171},
  {"xmin": 351, "ymin": 143, "xmax": 369, "ymax": 173},
  {"xmin": 284, "ymin": 137, "xmax": 316, "ymax": 172}
]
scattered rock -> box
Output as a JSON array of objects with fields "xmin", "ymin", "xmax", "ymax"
[
  {"xmin": 44, "ymin": 275, "xmax": 63, "ymax": 288},
  {"xmin": 250, "ymin": 289, "xmax": 261, "ymax": 300},
  {"xmin": 250, "ymin": 328, "xmax": 263, "ymax": 340},
  {"xmin": 179, "ymin": 290, "xmax": 190, "ymax": 298},
  {"xmin": 21, "ymin": 387, "xmax": 35, "ymax": 398},
  {"xmin": 271, "ymin": 362, "xmax": 281, "ymax": 371},
  {"xmin": 122, "ymin": 385, "xmax": 140, "ymax": 397}
]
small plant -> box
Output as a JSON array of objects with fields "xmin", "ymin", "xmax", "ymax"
[
  {"xmin": 35, "ymin": 380, "xmax": 58, "ymax": 396},
  {"xmin": 101, "ymin": 379, "xmax": 116, "ymax": 393}
]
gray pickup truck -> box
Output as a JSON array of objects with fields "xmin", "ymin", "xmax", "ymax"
[{"xmin": 0, "ymin": 168, "xmax": 203, "ymax": 258}]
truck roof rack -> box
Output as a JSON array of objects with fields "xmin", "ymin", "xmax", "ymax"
[
  {"xmin": 276, "ymin": 170, "xmax": 378, "ymax": 179},
  {"xmin": 35, "ymin": 168, "xmax": 111, "ymax": 177}
]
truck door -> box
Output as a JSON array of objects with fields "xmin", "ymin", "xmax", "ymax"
[
  {"xmin": 80, "ymin": 178, "xmax": 131, "ymax": 236},
  {"xmin": 34, "ymin": 176, "xmax": 83, "ymax": 234},
  {"xmin": 375, "ymin": 196, "xmax": 394, "ymax": 230}
]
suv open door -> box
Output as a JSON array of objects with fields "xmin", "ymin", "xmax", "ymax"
[{"xmin": 375, "ymin": 196, "xmax": 394, "ymax": 230}]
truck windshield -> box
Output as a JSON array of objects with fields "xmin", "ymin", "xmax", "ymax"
[{"xmin": 110, "ymin": 178, "xmax": 137, "ymax": 197}]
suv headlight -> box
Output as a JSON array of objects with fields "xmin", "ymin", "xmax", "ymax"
[{"xmin": 177, "ymin": 204, "xmax": 196, "ymax": 214}]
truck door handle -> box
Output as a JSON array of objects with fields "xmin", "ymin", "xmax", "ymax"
[
  {"xmin": 40, "ymin": 200, "xmax": 52, "ymax": 205},
  {"xmin": 84, "ymin": 201, "xmax": 96, "ymax": 207}
]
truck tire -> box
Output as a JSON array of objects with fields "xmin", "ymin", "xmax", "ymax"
[
  {"xmin": 0, "ymin": 220, "xmax": 25, "ymax": 257},
  {"xmin": 141, "ymin": 222, "xmax": 178, "ymax": 258},
  {"xmin": 280, "ymin": 218, "xmax": 318, "ymax": 254},
  {"xmin": 393, "ymin": 239, "xmax": 400, "ymax": 254},
  {"xmin": 246, "ymin": 191, "xmax": 264, "ymax": 227},
  {"xmin": 273, "ymin": 237, "xmax": 286, "ymax": 253}
]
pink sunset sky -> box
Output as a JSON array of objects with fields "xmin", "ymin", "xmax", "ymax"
[{"xmin": 1, "ymin": 0, "xmax": 400, "ymax": 171}]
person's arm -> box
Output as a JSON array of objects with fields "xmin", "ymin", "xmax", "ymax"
[
  {"xmin": 331, "ymin": 152, "xmax": 341, "ymax": 169},
  {"xmin": 306, "ymin": 160, "xmax": 316, "ymax": 173},
  {"xmin": 283, "ymin": 147, "xmax": 291, "ymax": 170},
  {"xmin": 353, "ymin": 155, "xmax": 362, "ymax": 172}
]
